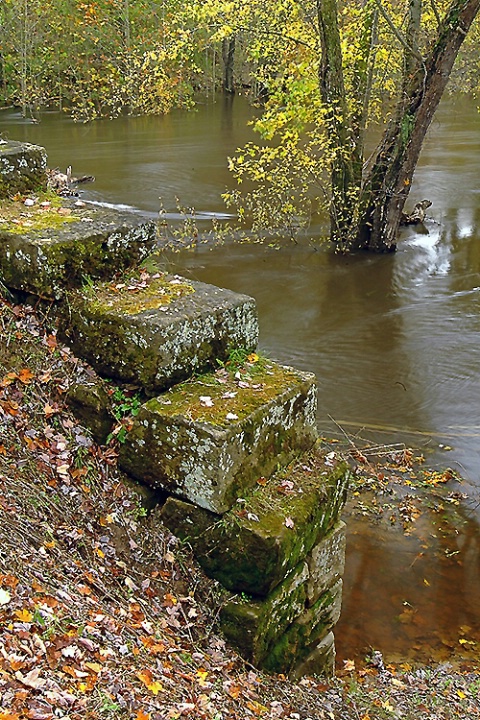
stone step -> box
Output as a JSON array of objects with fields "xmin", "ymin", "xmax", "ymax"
[
  {"xmin": 58, "ymin": 271, "xmax": 259, "ymax": 395},
  {"xmin": 159, "ymin": 451, "xmax": 349, "ymax": 595},
  {"xmin": 118, "ymin": 358, "xmax": 318, "ymax": 513},
  {"xmin": 0, "ymin": 201, "xmax": 156, "ymax": 299},
  {"xmin": 0, "ymin": 140, "xmax": 47, "ymax": 198},
  {"xmin": 218, "ymin": 543, "xmax": 344, "ymax": 671}
]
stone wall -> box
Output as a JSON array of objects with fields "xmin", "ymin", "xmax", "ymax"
[{"xmin": 0, "ymin": 141, "xmax": 350, "ymax": 677}]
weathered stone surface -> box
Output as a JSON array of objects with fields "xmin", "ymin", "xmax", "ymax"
[
  {"xmin": 66, "ymin": 377, "xmax": 115, "ymax": 445},
  {"xmin": 289, "ymin": 631, "xmax": 336, "ymax": 679},
  {"xmin": 260, "ymin": 580, "xmax": 343, "ymax": 674},
  {"xmin": 0, "ymin": 203, "xmax": 156, "ymax": 298},
  {"xmin": 0, "ymin": 141, "xmax": 47, "ymax": 198},
  {"xmin": 307, "ymin": 521, "xmax": 347, "ymax": 605},
  {"xmin": 219, "ymin": 562, "xmax": 309, "ymax": 665},
  {"xmin": 59, "ymin": 276, "xmax": 259, "ymax": 395},
  {"xmin": 119, "ymin": 362, "xmax": 317, "ymax": 513},
  {"xmin": 159, "ymin": 454, "xmax": 349, "ymax": 595}
]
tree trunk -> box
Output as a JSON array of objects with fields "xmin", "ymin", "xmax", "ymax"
[
  {"xmin": 316, "ymin": 0, "xmax": 360, "ymax": 250},
  {"xmin": 354, "ymin": 0, "xmax": 480, "ymax": 252},
  {"xmin": 222, "ymin": 36, "xmax": 236, "ymax": 94}
]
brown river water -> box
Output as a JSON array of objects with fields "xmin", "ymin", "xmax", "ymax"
[{"xmin": 2, "ymin": 93, "xmax": 480, "ymax": 667}]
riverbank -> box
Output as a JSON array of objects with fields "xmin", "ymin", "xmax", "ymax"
[{"xmin": 1, "ymin": 298, "xmax": 479, "ymax": 719}]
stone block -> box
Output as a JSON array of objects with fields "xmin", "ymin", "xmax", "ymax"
[
  {"xmin": 289, "ymin": 631, "xmax": 336, "ymax": 679},
  {"xmin": 307, "ymin": 521, "xmax": 347, "ymax": 605},
  {"xmin": 159, "ymin": 455, "xmax": 349, "ymax": 595},
  {"xmin": 0, "ymin": 203, "xmax": 156, "ymax": 298},
  {"xmin": 0, "ymin": 141, "xmax": 47, "ymax": 198},
  {"xmin": 260, "ymin": 580, "xmax": 343, "ymax": 674},
  {"xmin": 59, "ymin": 274, "xmax": 258, "ymax": 394},
  {"xmin": 219, "ymin": 562, "xmax": 309, "ymax": 665},
  {"xmin": 119, "ymin": 361, "xmax": 317, "ymax": 513},
  {"xmin": 65, "ymin": 377, "xmax": 115, "ymax": 445}
]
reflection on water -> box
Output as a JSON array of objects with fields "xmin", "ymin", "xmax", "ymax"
[
  {"xmin": 338, "ymin": 506, "xmax": 480, "ymax": 665},
  {"xmin": 2, "ymin": 93, "xmax": 480, "ymax": 665}
]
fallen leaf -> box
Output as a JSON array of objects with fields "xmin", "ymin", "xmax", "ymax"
[
  {"xmin": 15, "ymin": 668, "xmax": 46, "ymax": 689},
  {"xmin": 199, "ymin": 396, "xmax": 214, "ymax": 407},
  {"xmin": 136, "ymin": 669, "xmax": 164, "ymax": 695},
  {"xmin": 85, "ymin": 662, "xmax": 103, "ymax": 674},
  {"xmin": 0, "ymin": 588, "xmax": 11, "ymax": 605},
  {"xmin": 18, "ymin": 368, "xmax": 34, "ymax": 384},
  {"xmin": 135, "ymin": 712, "xmax": 151, "ymax": 720}
]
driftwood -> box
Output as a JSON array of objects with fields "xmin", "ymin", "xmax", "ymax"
[
  {"xmin": 400, "ymin": 199, "xmax": 432, "ymax": 225},
  {"xmin": 47, "ymin": 166, "xmax": 95, "ymax": 196}
]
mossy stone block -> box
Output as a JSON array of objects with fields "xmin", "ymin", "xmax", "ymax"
[
  {"xmin": 0, "ymin": 141, "xmax": 47, "ymax": 198},
  {"xmin": 260, "ymin": 579, "xmax": 343, "ymax": 674},
  {"xmin": 159, "ymin": 454, "xmax": 349, "ymax": 595},
  {"xmin": 289, "ymin": 631, "xmax": 336, "ymax": 679},
  {"xmin": 59, "ymin": 277, "xmax": 258, "ymax": 395},
  {"xmin": 307, "ymin": 521, "xmax": 347, "ymax": 605},
  {"xmin": 0, "ymin": 203, "xmax": 156, "ymax": 298},
  {"xmin": 119, "ymin": 362, "xmax": 317, "ymax": 513},
  {"xmin": 65, "ymin": 377, "xmax": 115, "ymax": 445},
  {"xmin": 219, "ymin": 562, "xmax": 309, "ymax": 665}
]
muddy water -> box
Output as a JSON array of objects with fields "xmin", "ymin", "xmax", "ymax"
[{"xmin": 2, "ymin": 93, "xmax": 480, "ymax": 665}]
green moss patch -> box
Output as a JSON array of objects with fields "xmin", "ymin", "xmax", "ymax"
[
  {"xmin": 153, "ymin": 354, "xmax": 299, "ymax": 428},
  {"xmin": 0, "ymin": 193, "xmax": 75, "ymax": 234},
  {"xmin": 83, "ymin": 269, "xmax": 194, "ymax": 316}
]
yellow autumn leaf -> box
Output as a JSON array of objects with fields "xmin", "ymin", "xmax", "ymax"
[
  {"xmin": 14, "ymin": 608, "xmax": 33, "ymax": 622},
  {"xmin": 136, "ymin": 669, "xmax": 164, "ymax": 695},
  {"xmin": 457, "ymin": 689, "xmax": 466, "ymax": 699},
  {"xmin": 197, "ymin": 669, "xmax": 209, "ymax": 686}
]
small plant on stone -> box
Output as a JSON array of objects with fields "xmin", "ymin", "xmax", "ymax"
[{"xmin": 110, "ymin": 386, "xmax": 142, "ymax": 421}]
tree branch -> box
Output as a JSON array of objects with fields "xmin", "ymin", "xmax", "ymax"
[{"xmin": 373, "ymin": 0, "xmax": 424, "ymax": 62}]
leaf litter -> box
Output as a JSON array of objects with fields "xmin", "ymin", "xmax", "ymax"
[{"xmin": 0, "ymin": 298, "xmax": 479, "ymax": 719}]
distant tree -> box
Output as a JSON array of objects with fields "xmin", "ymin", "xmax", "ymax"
[{"xmin": 221, "ymin": 0, "xmax": 480, "ymax": 251}]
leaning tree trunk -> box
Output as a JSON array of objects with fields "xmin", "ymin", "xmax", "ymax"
[{"xmin": 355, "ymin": 0, "xmax": 480, "ymax": 252}]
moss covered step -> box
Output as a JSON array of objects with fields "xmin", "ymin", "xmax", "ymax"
[
  {"xmin": 0, "ymin": 140, "xmax": 47, "ymax": 198},
  {"xmin": 0, "ymin": 201, "xmax": 156, "ymax": 298},
  {"xmin": 219, "ymin": 561, "xmax": 309, "ymax": 666},
  {"xmin": 58, "ymin": 274, "xmax": 259, "ymax": 395},
  {"xmin": 219, "ymin": 523, "xmax": 345, "ymax": 675},
  {"xmin": 119, "ymin": 360, "xmax": 318, "ymax": 513},
  {"xmin": 260, "ymin": 578, "xmax": 343, "ymax": 674},
  {"xmin": 159, "ymin": 453, "xmax": 349, "ymax": 596}
]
